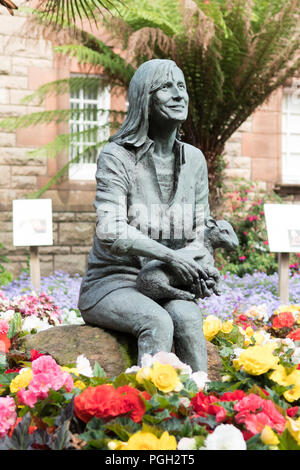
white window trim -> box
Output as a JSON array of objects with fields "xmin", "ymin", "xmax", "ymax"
[
  {"xmin": 281, "ymin": 83, "xmax": 300, "ymax": 184},
  {"xmin": 69, "ymin": 75, "xmax": 111, "ymax": 181}
]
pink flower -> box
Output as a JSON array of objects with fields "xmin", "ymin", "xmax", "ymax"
[
  {"xmin": 17, "ymin": 355, "xmax": 74, "ymax": 407},
  {"xmin": 238, "ymin": 412, "xmax": 273, "ymax": 435},
  {"xmin": 17, "ymin": 389, "xmax": 37, "ymax": 408},
  {"xmin": 234, "ymin": 394, "xmax": 285, "ymax": 435},
  {"xmin": 0, "ymin": 319, "xmax": 9, "ymax": 334},
  {"xmin": 234, "ymin": 394, "xmax": 264, "ymax": 414},
  {"xmin": 239, "ymin": 256, "xmax": 246, "ymax": 261},
  {"xmin": 0, "ymin": 396, "xmax": 17, "ymax": 437}
]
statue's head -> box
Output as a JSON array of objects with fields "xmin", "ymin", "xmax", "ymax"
[{"xmin": 110, "ymin": 59, "xmax": 189, "ymax": 147}]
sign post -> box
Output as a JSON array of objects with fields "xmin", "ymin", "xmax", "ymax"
[
  {"xmin": 13, "ymin": 199, "xmax": 53, "ymax": 293},
  {"xmin": 264, "ymin": 204, "xmax": 300, "ymax": 305},
  {"xmin": 278, "ymin": 252, "xmax": 290, "ymax": 305}
]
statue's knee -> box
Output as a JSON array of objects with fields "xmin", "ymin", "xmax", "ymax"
[
  {"xmin": 165, "ymin": 300, "xmax": 203, "ymax": 329},
  {"xmin": 141, "ymin": 309, "xmax": 174, "ymax": 338}
]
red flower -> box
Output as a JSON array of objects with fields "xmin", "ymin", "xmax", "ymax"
[
  {"xmin": 30, "ymin": 350, "xmax": 44, "ymax": 361},
  {"xmin": 0, "ymin": 333, "xmax": 11, "ymax": 353},
  {"xmin": 272, "ymin": 312, "xmax": 295, "ymax": 329},
  {"xmin": 190, "ymin": 392, "xmax": 227, "ymax": 423},
  {"xmin": 117, "ymin": 385, "xmax": 151, "ymax": 423},
  {"xmin": 287, "ymin": 406, "xmax": 299, "ymax": 418},
  {"xmin": 74, "ymin": 384, "xmax": 150, "ymax": 424},
  {"xmin": 238, "ymin": 314, "xmax": 248, "ymax": 322},
  {"xmin": 5, "ymin": 368, "xmax": 21, "ymax": 374},
  {"xmin": 9, "ymin": 417, "xmax": 37, "ymax": 437},
  {"xmin": 220, "ymin": 390, "xmax": 246, "ymax": 402},
  {"xmin": 287, "ymin": 329, "xmax": 300, "ymax": 341}
]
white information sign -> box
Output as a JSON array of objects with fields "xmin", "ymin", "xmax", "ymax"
[
  {"xmin": 264, "ymin": 203, "xmax": 300, "ymax": 253},
  {"xmin": 13, "ymin": 199, "xmax": 53, "ymax": 247}
]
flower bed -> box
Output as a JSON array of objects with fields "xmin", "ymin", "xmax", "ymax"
[
  {"xmin": 0, "ymin": 301, "xmax": 299, "ymax": 450},
  {"xmin": 2, "ymin": 270, "xmax": 300, "ymax": 323}
]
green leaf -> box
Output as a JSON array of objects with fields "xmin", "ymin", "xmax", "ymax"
[
  {"xmin": 105, "ymin": 422, "xmax": 132, "ymax": 441},
  {"xmin": 278, "ymin": 429, "xmax": 300, "ymax": 451},
  {"xmin": 246, "ymin": 434, "xmax": 269, "ymax": 450},
  {"xmin": 50, "ymin": 421, "xmax": 72, "ymax": 450},
  {"xmin": 7, "ymin": 312, "xmax": 23, "ymax": 339},
  {"xmin": 179, "ymin": 417, "xmax": 193, "ymax": 438},
  {"xmin": 143, "ymin": 409, "xmax": 171, "ymax": 425},
  {"xmin": 9, "ymin": 413, "xmax": 34, "ymax": 450},
  {"xmin": 93, "ymin": 361, "xmax": 107, "ymax": 378}
]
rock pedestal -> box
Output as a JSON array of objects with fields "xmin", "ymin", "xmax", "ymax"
[{"xmin": 19, "ymin": 324, "xmax": 222, "ymax": 381}]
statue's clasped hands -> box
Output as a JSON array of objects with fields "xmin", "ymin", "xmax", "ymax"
[{"xmin": 166, "ymin": 253, "xmax": 220, "ymax": 299}]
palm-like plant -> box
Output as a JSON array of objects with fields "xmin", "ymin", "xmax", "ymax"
[
  {"xmin": 0, "ymin": 0, "xmax": 123, "ymax": 21},
  {"xmin": 1, "ymin": 0, "xmax": 300, "ymax": 203}
]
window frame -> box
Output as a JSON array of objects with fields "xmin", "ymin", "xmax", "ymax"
[{"xmin": 68, "ymin": 73, "xmax": 111, "ymax": 181}]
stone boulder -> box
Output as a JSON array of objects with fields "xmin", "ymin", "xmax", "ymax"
[{"xmin": 18, "ymin": 324, "xmax": 222, "ymax": 381}]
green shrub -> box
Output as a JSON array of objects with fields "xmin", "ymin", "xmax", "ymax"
[
  {"xmin": 0, "ymin": 243, "xmax": 13, "ymax": 287},
  {"xmin": 215, "ymin": 180, "xmax": 300, "ymax": 277}
]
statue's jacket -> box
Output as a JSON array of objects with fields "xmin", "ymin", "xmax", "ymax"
[{"xmin": 78, "ymin": 137, "xmax": 210, "ymax": 310}]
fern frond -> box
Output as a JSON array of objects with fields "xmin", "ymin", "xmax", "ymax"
[
  {"xmin": 34, "ymin": 0, "xmax": 124, "ymax": 26},
  {"xmin": 55, "ymin": 43, "xmax": 135, "ymax": 85},
  {"xmin": 0, "ymin": 108, "xmax": 117, "ymax": 131},
  {"xmin": 26, "ymin": 142, "xmax": 103, "ymax": 199},
  {"xmin": 25, "ymin": 123, "xmax": 117, "ymax": 160}
]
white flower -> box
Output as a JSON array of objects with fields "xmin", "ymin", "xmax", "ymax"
[
  {"xmin": 125, "ymin": 365, "xmax": 141, "ymax": 374},
  {"xmin": 291, "ymin": 348, "xmax": 300, "ymax": 365},
  {"xmin": 61, "ymin": 309, "xmax": 84, "ymax": 325},
  {"xmin": 191, "ymin": 371, "xmax": 209, "ymax": 390},
  {"xmin": 178, "ymin": 437, "xmax": 197, "ymax": 450},
  {"xmin": 140, "ymin": 352, "xmax": 193, "ymax": 375},
  {"xmin": 233, "ymin": 347, "xmax": 244, "ymax": 359},
  {"xmin": 22, "ymin": 316, "xmax": 51, "ymax": 333},
  {"xmin": 281, "ymin": 338, "xmax": 296, "ymax": 350},
  {"xmin": 245, "ymin": 304, "xmax": 269, "ymax": 322},
  {"xmin": 202, "ymin": 424, "xmax": 247, "ymax": 450},
  {"xmin": 0, "ymin": 309, "xmax": 15, "ymax": 321},
  {"xmin": 76, "ymin": 355, "xmax": 93, "ymax": 377},
  {"xmin": 174, "ymin": 380, "xmax": 184, "ymax": 392}
]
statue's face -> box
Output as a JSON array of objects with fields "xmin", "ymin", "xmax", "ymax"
[{"xmin": 150, "ymin": 67, "xmax": 189, "ymax": 124}]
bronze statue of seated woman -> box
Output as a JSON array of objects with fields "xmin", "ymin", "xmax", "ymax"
[{"xmin": 77, "ymin": 59, "xmax": 238, "ymax": 373}]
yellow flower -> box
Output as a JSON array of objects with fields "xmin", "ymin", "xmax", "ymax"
[
  {"xmin": 269, "ymin": 365, "xmax": 300, "ymax": 403},
  {"xmin": 10, "ymin": 368, "xmax": 33, "ymax": 393},
  {"xmin": 107, "ymin": 440, "xmax": 128, "ymax": 450},
  {"xmin": 124, "ymin": 431, "xmax": 177, "ymax": 450},
  {"xmin": 150, "ymin": 362, "xmax": 181, "ymax": 393},
  {"xmin": 245, "ymin": 326, "xmax": 255, "ymax": 337},
  {"xmin": 61, "ymin": 366, "xmax": 86, "ymax": 390},
  {"xmin": 275, "ymin": 304, "xmax": 300, "ymax": 317},
  {"xmin": 237, "ymin": 344, "xmax": 279, "ymax": 376},
  {"xmin": 203, "ymin": 315, "xmax": 222, "ymax": 341},
  {"xmin": 286, "ymin": 417, "xmax": 300, "ymax": 445},
  {"xmin": 261, "ymin": 426, "xmax": 279, "ymax": 446},
  {"xmin": 221, "ymin": 320, "xmax": 234, "ymax": 334},
  {"xmin": 252, "ymin": 331, "xmax": 267, "ymax": 345}
]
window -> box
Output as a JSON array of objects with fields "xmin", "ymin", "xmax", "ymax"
[
  {"xmin": 69, "ymin": 75, "xmax": 110, "ymax": 180},
  {"xmin": 282, "ymin": 85, "xmax": 300, "ymax": 184}
]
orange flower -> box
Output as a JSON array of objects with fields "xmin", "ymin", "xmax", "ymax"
[
  {"xmin": 74, "ymin": 384, "xmax": 150, "ymax": 424},
  {"xmin": 272, "ymin": 312, "xmax": 295, "ymax": 329},
  {"xmin": 0, "ymin": 333, "xmax": 11, "ymax": 353},
  {"xmin": 287, "ymin": 329, "xmax": 300, "ymax": 341}
]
